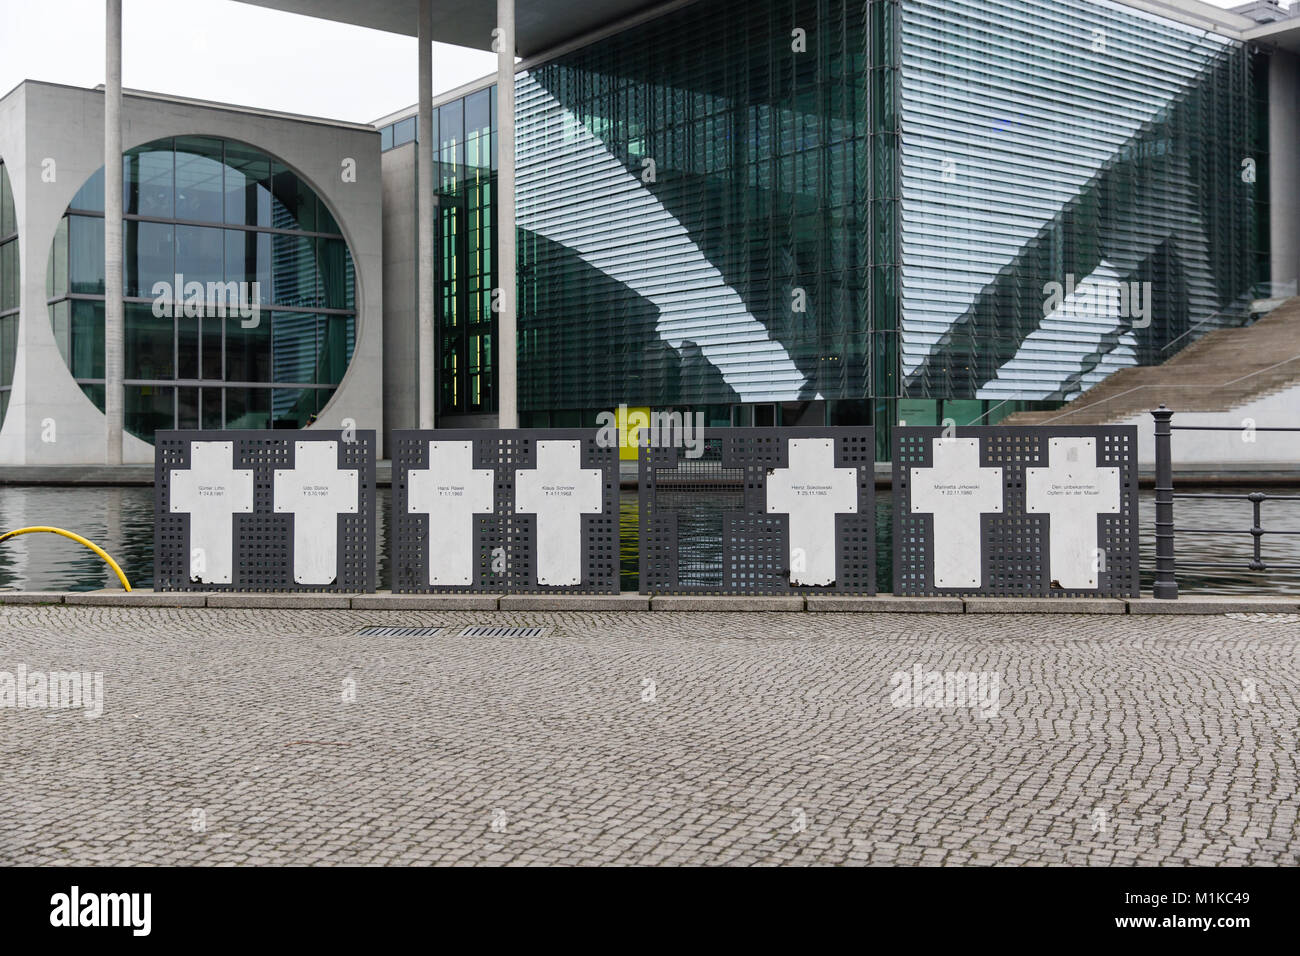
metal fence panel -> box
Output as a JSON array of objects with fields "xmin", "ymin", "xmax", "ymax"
[
  {"xmin": 893, "ymin": 426, "xmax": 1139, "ymax": 597},
  {"xmin": 391, "ymin": 429, "xmax": 620, "ymax": 593},
  {"xmin": 639, "ymin": 427, "xmax": 876, "ymax": 595},
  {"xmin": 155, "ymin": 430, "xmax": 377, "ymax": 592}
]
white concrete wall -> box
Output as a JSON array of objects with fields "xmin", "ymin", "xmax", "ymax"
[
  {"xmin": 0, "ymin": 81, "xmax": 383, "ymax": 464},
  {"xmin": 1122, "ymin": 381, "xmax": 1300, "ymax": 465}
]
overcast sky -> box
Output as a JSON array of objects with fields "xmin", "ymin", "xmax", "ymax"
[{"xmin": 0, "ymin": 0, "xmax": 1279, "ymax": 126}]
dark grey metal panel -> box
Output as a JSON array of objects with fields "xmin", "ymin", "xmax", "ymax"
[
  {"xmin": 639, "ymin": 427, "xmax": 876, "ymax": 595},
  {"xmin": 892, "ymin": 426, "xmax": 1139, "ymax": 597},
  {"xmin": 154, "ymin": 430, "xmax": 377, "ymax": 592},
  {"xmin": 391, "ymin": 429, "xmax": 620, "ymax": 594}
]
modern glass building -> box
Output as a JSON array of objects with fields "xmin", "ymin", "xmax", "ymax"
[
  {"xmin": 381, "ymin": 0, "xmax": 1271, "ymax": 458},
  {"xmin": 46, "ymin": 137, "xmax": 357, "ymax": 440}
]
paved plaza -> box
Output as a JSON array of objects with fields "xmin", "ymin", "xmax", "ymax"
[{"xmin": 0, "ymin": 605, "xmax": 1297, "ymax": 866}]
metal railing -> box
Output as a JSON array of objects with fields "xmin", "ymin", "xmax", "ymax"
[{"xmin": 1151, "ymin": 405, "xmax": 1300, "ymax": 598}]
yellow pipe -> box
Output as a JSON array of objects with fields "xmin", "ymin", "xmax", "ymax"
[{"xmin": 0, "ymin": 526, "xmax": 132, "ymax": 591}]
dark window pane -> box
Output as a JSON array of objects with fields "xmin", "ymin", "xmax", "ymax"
[
  {"xmin": 177, "ymin": 386, "xmax": 198, "ymax": 429},
  {"xmin": 124, "ymin": 220, "xmax": 174, "ymax": 298},
  {"xmin": 223, "ymin": 142, "xmax": 272, "ymax": 228},
  {"xmin": 125, "ymin": 144, "xmax": 174, "ymax": 218},
  {"xmin": 0, "ymin": 314, "xmax": 16, "ymax": 388},
  {"xmin": 201, "ymin": 387, "xmax": 222, "ymax": 429},
  {"xmin": 272, "ymin": 311, "xmax": 316, "ymax": 384},
  {"xmin": 175, "ymin": 224, "xmax": 224, "ymax": 290},
  {"xmin": 71, "ymin": 299, "xmax": 105, "ymax": 379},
  {"xmin": 201, "ymin": 314, "xmax": 223, "ymax": 380},
  {"xmin": 226, "ymin": 316, "xmax": 270, "ymax": 383},
  {"xmin": 125, "ymin": 303, "xmax": 174, "ymax": 380},
  {"xmin": 270, "ymin": 232, "xmax": 317, "ymax": 307},
  {"xmin": 0, "ymin": 240, "xmax": 16, "ymax": 311},
  {"xmin": 69, "ymin": 214, "xmax": 106, "ymax": 295},
  {"xmin": 49, "ymin": 301, "xmax": 70, "ymax": 367},
  {"xmin": 317, "ymin": 314, "xmax": 353, "ymax": 384},
  {"xmin": 70, "ymin": 167, "xmax": 105, "ymax": 213},
  {"xmin": 466, "ymin": 88, "xmax": 490, "ymax": 138},
  {"xmin": 177, "ymin": 315, "xmax": 199, "ymax": 380},
  {"xmin": 272, "ymin": 387, "xmax": 312, "ymax": 428},
  {"xmin": 269, "ymin": 163, "xmax": 315, "ymax": 231},
  {"xmin": 225, "ymin": 229, "xmax": 271, "ymax": 302},
  {"xmin": 380, "ymin": 125, "xmax": 393, "ymax": 151},
  {"xmin": 316, "ymin": 237, "xmax": 352, "ymax": 309},
  {"xmin": 125, "ymin": 385, "xmax": 173, "ymax": 441},
  {"xmin": 172, "ymin": 137, "xmax": 225, "ymax": 223},
  {"xmin": 225, "ymin": 387, "xmax": 270, "ymax": 429},
  {"xmin": 1, "ymin": 164, "xmax": 16, "ymax": 235}
]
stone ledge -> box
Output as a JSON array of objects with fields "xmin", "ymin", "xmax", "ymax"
[
  {"xmin": 0, "ymin": 591, "xmax": 67, "ymax": 605},
  {"xmin": 205, "ymin": 593, "xmax": 355, "ymax": 609},
  {"xmin": 1128, "ymin": 596, "xmax": 1300, "ymax": 615},
  {"xmin": 806, "ymin": 595, "xmax": 964, "ymax": 613},
  {"xmin": 964, "ymin": 597, "xmax": 1127, "ymax": 614},
  {"xmin": 650, "ymin": 595, "xmax": 805, "ymax": 611},
  {"xmin": 499, "ymin": 593, "xmax": 650, "ymax": 611},
  {"xmin": 352, "ymin": 593, "xmax": 500, "ymax": 610},
  {"xmin": 63, "ymin": 589, "xmax": 208, "ymax": 607}
]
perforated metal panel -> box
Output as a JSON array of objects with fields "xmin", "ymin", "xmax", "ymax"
[
  {"xmin": 639, "ymin": 428, "xmax": 876, "ymax": 595},
  {"xmin": 154, "ymin": 430, "xmax": 376, "ymax": 592},
  {"xmin": 391, "ymin": 429, "xmax": 619, "ymax": 594},
  {"xmin": 893, "ymin": 426, "xmax": 1139, "ymax": 597}
]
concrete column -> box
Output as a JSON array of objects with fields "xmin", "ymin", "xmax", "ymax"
[
  {"xmin": 104, "ymin": 0, "xmax": 124, "ymax": 463},
  {"xmin": 417, "ymin": 0, "xmax": 435, "ymax": 428},
  {"xmin": 496, "ymin": 0, "xmax": 518, "ymax": 428}
]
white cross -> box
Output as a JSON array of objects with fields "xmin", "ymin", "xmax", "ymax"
[
  {"xmin": 170, "ymin": 441, "xmax": 254, "ymax": 585},
  {"xmin": 273, "ymin": 441, "xmax": 358, "ymax": 585},
  {"xmin": 1026, "ymin": 436, "xmax": 1120, "ymax": 589},
  {"xmin": 514, "ymin": 440, "xmax": 603, "ymax": 586},
  {"xmin": 909, "ymin": 437, "xmax": 1003, "ymax": 589},
  {"xmin": 764, "ymin": 438, "xmax": 858, "ymax": 586},
  {"xmin": 408, "ymin": 440, "xmax": 495, "ymax": 586}
]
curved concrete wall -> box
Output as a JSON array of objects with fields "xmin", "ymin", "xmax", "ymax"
[{"xmin": 0, "ymin": 81, "xmax": 383, "ymax": 464}]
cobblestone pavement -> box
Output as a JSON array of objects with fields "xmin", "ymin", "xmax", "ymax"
[{"xmin": 0, "ymin": 606, "xmax": 1297, "ymax": 866}]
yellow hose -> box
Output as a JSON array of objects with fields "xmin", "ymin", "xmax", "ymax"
[{"xmin": 0, "ymin": 526, "xmax": 132, "ymax": 591}]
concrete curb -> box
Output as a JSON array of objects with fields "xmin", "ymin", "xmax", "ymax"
[
  {"xmin": 806, "ymin": 596, "xmax": 964, "ymax": 613},
  {"xmin": 500, "ymin": 593, "xmax": 651, "ymax": 611},
  {"xmin": 3, "ymin": 590, "xmax": 1297, "ymax": 615},
  {"xmin": 1127, "ymin": 597, "xmax": 1300, "ymax": 614},
  {"xmin": 650, "ymin": 595, "xmax": 805, "ymax": 611},
  {"xmin": 964, "ymin": 598, "xmax": 1127, "ymax": 614},
  {"xmin": 352, "ymin": 594, "xmax": 499, "ymax": 610}
]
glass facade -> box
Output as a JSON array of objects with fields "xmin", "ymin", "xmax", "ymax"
[
  {"xmin": 45, "ymin": 137, "xmax": 356, "ymax": 442},
  {"xmin": 0, "ymin": 160, "xmax": 15, "ymax": 430},
  {"xmin": 493, "ymin": 0, "xmax": 1260, "ymax": 454}
]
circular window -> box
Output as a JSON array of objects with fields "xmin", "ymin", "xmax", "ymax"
[{"xmin": 46, "ymin": 136, "xmax": 356, "ymax": 442}]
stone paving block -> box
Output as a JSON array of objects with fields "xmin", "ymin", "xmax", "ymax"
[
  {"xmin": 650, "ymin": 595, "xmax": 805, "ymax": 611},
  {"xmin": 351, "ymin": 592, "xmax": 499, "ymax": 611},
  {"xmin": 1128, "ymin": 596, "xmax": 1300, "ymax": 614},
  {"xmin": 499, "ymin": 593, "xmax": 650, "ymax": 611},
  {"xmin": 806, "ymin": 595, "xmax": 964, "ymax": 613},
  {"xmin": 63, "ymin": 588, "xmax": 208, "ymax": 607},
  {"xmin": 964, "ymin": 597, "xmax": 1126, "ymax": 614},
  {"xmin": 0, "ymin": 591, "xmax": 65, "ymax": 605},
  {"xmin": 205, "ymin": 592, "xmax": 355, "ymax": 609}
]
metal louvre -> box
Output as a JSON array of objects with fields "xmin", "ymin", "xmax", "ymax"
[
  {"xmin": 639, "ymin": 427, "xmax": 877, "ymax": 595},
  {"xmin": 391, "ymin": 429, "xmax": 620, "ymax": 594},
  {"xmin": 892, "ymin": 426, "xmax": 1139, "ymax": 597},
  {"xmin": 154, "ymin": 430, "xmax": 376, "ymax": 592}
]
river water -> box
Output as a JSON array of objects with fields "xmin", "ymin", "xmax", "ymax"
[{"xmin": 0, "ymin": 486, "xmax": 1297, "ymax": 595}]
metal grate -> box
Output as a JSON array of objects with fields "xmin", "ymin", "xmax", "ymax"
[
  {"xmin": 355, "ymin": 626, "xmax": 446, "ymax": 637},
  {"xmin": 455, "ymin": 625, "xmax": 549, "ymax": 638}
]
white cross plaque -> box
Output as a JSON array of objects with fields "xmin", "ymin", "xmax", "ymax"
[
  {"xmin": 273, "ymin": 441, "xmax": 358, "ymax": 585},
  {"xmin": 408, "ymin": 440, "xmax": 495, "ymax": 586},
  {"xmin": 170, "ymin": 441, "xmax": 254, "ymax": 585},
  {"xmin": 515, "ymin": 440, "xmax": 603, "ymax": 586},
  {"xmin": 1026, "ymin": 436, "xmax": 1120, "ymax": 589},
  {"xmin": 909, "ymin": 438, "xmax": 1003, "ymax": 589},
  {"xmin": 765, "ymin": 438, "xmax": 858, "ymax": 586}
]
